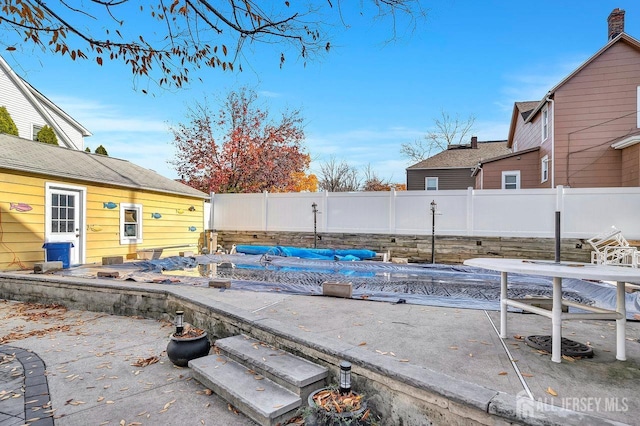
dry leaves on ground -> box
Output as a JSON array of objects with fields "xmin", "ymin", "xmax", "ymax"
[{"xmin": 131, "ymin": 356, "xmax": 159, "ymax": 367}]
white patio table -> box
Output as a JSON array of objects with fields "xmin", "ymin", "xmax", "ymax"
[{"xmin": 463, "ymin": 258, "xmax": 640, "ymax": 363}]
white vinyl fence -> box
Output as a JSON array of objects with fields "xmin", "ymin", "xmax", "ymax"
[{"xmin": 208, "ymin": 186, "xmax": 640, "ymax": 239}]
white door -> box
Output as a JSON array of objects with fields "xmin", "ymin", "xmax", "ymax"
[{"xmin": 45, "ymin": 184, "xmax": 85, "ymax": 265}]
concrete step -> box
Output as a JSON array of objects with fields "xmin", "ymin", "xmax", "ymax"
[
  {"xmin": 215, "ymin": 334, "xmax": 328, "ymax": 401},
  {"xmin": 189, "ymin": 354, "xmax": 301, "ymax": 426}
]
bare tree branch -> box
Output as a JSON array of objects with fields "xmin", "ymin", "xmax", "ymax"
[
  {"xmin": 400, "ymin": 110, "xmax": 476, "ymax": 163},
  {"xmin": 0, "ymin": 0, "xmax": 426, "ymax": 89}
]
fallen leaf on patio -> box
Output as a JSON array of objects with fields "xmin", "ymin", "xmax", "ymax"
[
  {"xmin": 254, "ymin": 375, "xmax": 264, "ymax": 380},
  {"xmin": 514, "ymin": 335, "xmax": 524, "ymax": 340},
  {"xmin": 626, "ymin": 337, "xmax": 636, "ymax": 341},
  {"xmin": 449, "ymin": 346, "xmax": 458, "ymax": 350},
  {"xmin": 131, "ymin": 356, "xmax": 159, "ymax": 367},
  {"xmin": 137, "ymin": 411, "xmax": 148, "ymax": 416},
  {"xmin": 163, "ymin": 399, "xmax": 176, "ymax": 410},
  {"xmin": 535, "ymin": 350, "xmax": 550, "ymax": 355},
  {"xmin": 546, "ymin": 387, "xmax": 558, "ymax": 396},
  {"xmin": 358, "ymin": 342, "xmax": 366, "ymax": 346},
  {"xmin": 521, "ymin": 373, "xmax": 534, "ymax": 377},
  {"xmin": 274, "ymin": 404, "xmax": 283, "ymax": 408},
  {"xmin": 106, "ymin": 401, "xmax": 114, "ymax": 404},
  {"xmin": 256, "ymin": 387, "xmax": 265, "ymax": 391},
  {"xmin": 399, "ymin": 359, "xmax": 409, "ymax": 362},
  {"xmin": 390, "ymin": 352, "xmax": 396, "ymax": 357},
  {"xmin": 119, "ymin": 420, "xmax": 125, "ymax": 426},
  {"xmin": 25, "ymin": 418, "xmax": 40, "ymax": 423},
  {"xmin": 561, "ymin": 355, "xmax": 575, "ymax": 362},
  {"xmin": 498, "ymin": 371, "xmax": 508, "ymax": 375},
  {"xmin": 469, "ymin": 353, "xmax": 473, "ymax": 357},
  {"xmin": 204, "ymin": 389, "xmax": 213, "ymax": 395},
  {"xmin": 201, "ymin": 420, "xmax": 205, "ymax": 425},
  {"xmin": 97, "ymin": 396, "xmax": 105, "ymax": 402}
]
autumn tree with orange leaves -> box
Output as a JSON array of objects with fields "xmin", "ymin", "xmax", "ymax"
[
  {"xmin": 170, "ymin": 88, "xmax": 312, "ymax": 193},
  {"xmin": 1, "ymin": 1, "xmax": 425, "ymax": 89}
]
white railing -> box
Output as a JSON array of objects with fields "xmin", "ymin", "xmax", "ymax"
[{"xmin": 208, "ymin": 186, "xmax": 640, "ymax": 239}]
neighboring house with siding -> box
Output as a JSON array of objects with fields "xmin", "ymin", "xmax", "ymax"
[
  {"xmin": 475, "ymin": 8, "xmax": 640, "ymax": 189},
  {"xmin": 406, "ymin": 137, "xmax": 511, "ymax": 190},
  {"xmin": 0, "ymin": 55, "xmax": 91, "ymax": 149},
  {"xmin": 0, "ymin": 134, "xmax": 208, "ymax": 271}
]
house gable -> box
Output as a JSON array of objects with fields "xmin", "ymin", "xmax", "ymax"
[
  {"xmin": 0, "ymin": 55, "xmax": 91, "ymax": 149},
  {"xmin": 497, "ymin": 25, "xmax": 640, "ymax": 189}
]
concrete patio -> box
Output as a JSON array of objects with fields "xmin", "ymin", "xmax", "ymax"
[{"xmin": 0, "ymin": 270, "xmax": 638, "ymax": 425}]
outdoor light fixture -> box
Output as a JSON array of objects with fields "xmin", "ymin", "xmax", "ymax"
[
  {"xmin": 175, "ymin": 310, "xmax": 184, "ymax": 335},
  {"xmin": 188, "ymin": 206, "xmax": 196, "ymax": 212},
  {"xmin": 339, "ymin": 361, "xmax": 352, "ymax": 394},
  {"xmin": 430, "ymin": 200, "xmax": 437, "ymax": 264},
  {"xmin": 311, "ymin": 202, "xmax": 319, "ymax": 249}
]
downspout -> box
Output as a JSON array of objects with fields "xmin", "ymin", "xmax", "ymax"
[{"xmin": 546, "ymin": 95, "xmax": 555, "ymax": 188}]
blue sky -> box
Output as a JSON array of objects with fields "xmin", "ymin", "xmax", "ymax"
[{"xmin": 4, "ymin": 1, "xmax": 640, "ymax": 185}]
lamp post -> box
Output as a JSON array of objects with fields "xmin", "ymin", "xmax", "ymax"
[
  {"xmin": 430, "ymin": 200, "xmax": 437, "ymax": 264},
  {"xmin": 339, "ymin": 361, "xmax": 352, "ymax": 395},
  {"xmin": 312, "ymin": 202, "xmax": 318, "ymax": 249}
]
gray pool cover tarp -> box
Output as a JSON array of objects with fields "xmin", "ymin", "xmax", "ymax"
[{"xmin": 89, "ymin": 254, "xmax": 640, "ymax": 319}]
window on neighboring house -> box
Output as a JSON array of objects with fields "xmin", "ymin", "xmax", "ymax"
[
  {"xmin": 32, "ymin": 124, "xmax": 43, "ymax": 141},
  {"xmin": 502, "ymin": 171, "xmax": 520, "ymax": 190},
  {"xmin": 425, "ymin": 177, "xmax": 438, "ymax": 191},
  {"xmin": 541, "ymin": 155, "xmax": 549, "ymax": 183},
  {"xmin": 120, "ymin": 203, "xmax": 143, "ymax": 244},
  {"xmin": 542, "ymin": 107, "xmax": 549, "ymax": 141}
]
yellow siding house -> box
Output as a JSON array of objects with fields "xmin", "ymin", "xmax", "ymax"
[{"xmin": 0, "ymin": 134, "xmax": 209, "ymax": 270}]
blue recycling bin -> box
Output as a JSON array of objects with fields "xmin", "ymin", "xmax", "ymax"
[{"xmin": 42, "ymin": 242, "xmax": 74, "ymax": 269}]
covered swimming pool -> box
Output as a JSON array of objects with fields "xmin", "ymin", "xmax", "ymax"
[{"xmin": 70, "ymin": 253, "xmax": 640, "ymax": 319}]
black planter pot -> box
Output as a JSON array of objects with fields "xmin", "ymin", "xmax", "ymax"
[
  {"xmin": 306, "ymin": 388, "xmax": 369, "ymax": 426},
  {"xmin": 166, "ymin": 332, "xmax": 210, "ymax": 367}
]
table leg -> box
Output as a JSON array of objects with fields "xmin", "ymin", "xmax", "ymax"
[
  {"xmin": 552, "ymin": 277, "xmax": 562, "ymax": 363},
  {"xmin": 616, "ymin": 281, "xmax": 627, "ymax": 361},
  {"xmin": 500, "ymin": 272, "xmax": 507, "ymax": 338}
]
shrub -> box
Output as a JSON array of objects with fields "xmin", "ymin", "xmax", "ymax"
[
  {"xmin": 36, "ymin": 125, "xmax": 58, "ymax": 145},
  {"xmin": 95, "ymin": 145, "xmax": 108, "ymax": 156},
  {"xmin": 0, "ymin": 106, "xmax": 19, "ymax": 136}
]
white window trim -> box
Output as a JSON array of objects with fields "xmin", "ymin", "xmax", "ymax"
[
  {"xmin": 637, "ymin": 86, "xmax": 640, "ymax": 128},
  {"xmin": 541, "ymin": 106, "xmax": 549, "ymax": 142},
  {"xmin": 120, "ymin": 203, "xmax": 143, "ymax": 244},
  {"xmin": 541, "ymin": 155, "xmax": 549, "ymax": 183},
  {"xmin": 425, "ymin": 176, "xmax": 438, "ymax": 191},
  {"xmin": 32, "ymin": 123, "xmax": 43, "ymax": 141},
  {"xmin": 502, "ymin": 171, "xmax": 521, "ymax": 190}
]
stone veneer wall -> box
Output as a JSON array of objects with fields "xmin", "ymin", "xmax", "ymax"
[{"xmin": 215, "ymin": 231, "xmax": 600, "ymax": 263}]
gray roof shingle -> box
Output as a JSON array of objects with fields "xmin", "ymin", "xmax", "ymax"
[
  {"xmin": 0, "ymin": 134, "xmax": 208, "ymax": 199},
  {"xmin": 406, "ymin": 140, "xmax": 511, "ymax": 169}
]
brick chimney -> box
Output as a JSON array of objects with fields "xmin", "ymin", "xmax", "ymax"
[
  {"xmin": 608, "ymin": 8, "xmax": 625, "ymax": 40},
  {"xmin": 471, "ymin": 136, "xmax": 478, "ymax": 149}
]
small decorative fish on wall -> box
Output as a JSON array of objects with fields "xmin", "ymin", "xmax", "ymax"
[
  {"xmin": 176, "ymin": 209, "xmax": 185, "ymax": 214},
  {"xmin": 103, "ymin": 202, "xmax": 117, "ymax": 209},
  {"xmin": 89, "ymin": 225, "xmax": 103, "ymax": 232},
  {"xmin": 10, "ymin": 203, "xmax": 33, "ymax": 212},
  {"xmin": 188, "ymin": 226, "xmax": 197, "ymax": 232},
  {"xmin": 151, "ymin": 213, "xmax": 162, "ymax": 219}
]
